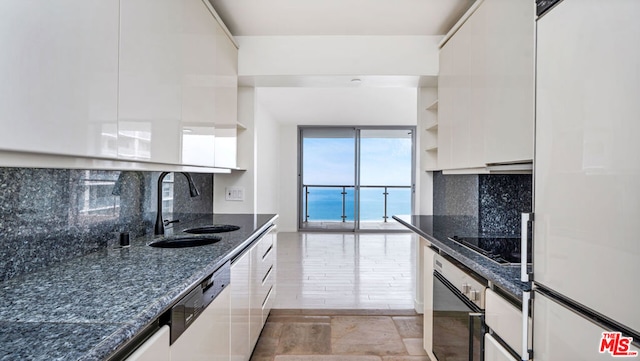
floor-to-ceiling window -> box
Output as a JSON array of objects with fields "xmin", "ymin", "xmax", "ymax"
[{"xmin": 298, "ymin": 126, "xmax": 414, "ymax": 231}]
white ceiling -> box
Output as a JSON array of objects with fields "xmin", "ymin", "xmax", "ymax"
[
  {"xmin": 209, "ymin": 0, "xmax": 474, "ymax": 36},
  {"xmin": 211, "ymin": 0, "xmax": 471, "ymax": 125}
]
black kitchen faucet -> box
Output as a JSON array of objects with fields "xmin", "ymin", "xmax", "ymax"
[{"xmin": 154, "ymin": 172, "xmax": 200, "ymax": 235}]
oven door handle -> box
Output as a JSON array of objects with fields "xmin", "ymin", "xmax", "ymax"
[{"xmin": 468, "ymin": 312, "xmax": 484, "ymax": 361}]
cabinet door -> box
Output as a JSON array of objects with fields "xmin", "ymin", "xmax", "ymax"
[
  {"xmin": 213, "ymin": 21, "xmax": 239, "ymax": 169},
  {"xmin": 481, "ymin": 0, "xmax": 534, "ymax": 164},
  {"xmin": 230, "ymin": 250, "xmax": 251, "ymax": 361},
  {"xmin": 485, "ymin": 334, "xmax": 518, "ymax": 361},
  {"xmin": 119, "ymin": 0, "xmax": 225, "ymax": 166},
  {"xmin": 125, "ymin": 325, "xmax": 170, "ymax": 361},
  {"xmin": 439, "ymin": 14, "xmax": 483, "ymax": 170},
  {"xmin": 249, "ymin": 232, "xmax": 269, "ymax": 348},
  {"xmin": 485, "ymin": 289, "xmax": 531, "ymax": 358},
  {"xmin": 437, "ymin": 0, "xmax": 534, "ymax": 170},
  {"xmin": 0, "ymin": 0, "xmax": 119, "ymax": 158},
  {"xmin": 180, "ymin": 0, "xmax": 220, "ymax": 167},
  {"xmin": 437, "ymin": 40, "xmax": 454, "ymax": 170},
  {"xmin": 118, "ymin": 0, "xmax": 182, "ymax": 164},
  {"xmin": 171, "ymin": 286, "xmax": 231, "ymax": 361}
]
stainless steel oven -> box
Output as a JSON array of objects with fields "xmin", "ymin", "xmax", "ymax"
[{"xmin": 432, "ymin": 254, "xmax": 487, "ymax": 361}]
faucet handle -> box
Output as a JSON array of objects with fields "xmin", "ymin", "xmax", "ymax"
[{"xmin": 163, "ymin": 219, "xmax": 180, "ymax": 226}]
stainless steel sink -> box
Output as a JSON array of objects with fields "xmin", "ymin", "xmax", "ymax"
[
  {"xmin": 182, "ymin": 224, "xmax": 240, "ymax": 234},
  {"xmin": 148, "ymin": 235, "xmax": 221, "ymax": 248}
]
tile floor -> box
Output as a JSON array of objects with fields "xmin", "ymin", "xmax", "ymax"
[
  {"xmin": 251, "ymin": 309, "xmax": 431, "ymax": 361},
  {"xmin": 275, "ymin": 232, "xmax": 417, "ymax": 309}
]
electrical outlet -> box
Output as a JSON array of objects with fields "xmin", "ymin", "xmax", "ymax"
[{"xmin": 225, "ymin": 186, "xmax": 244, "ymax": 201}]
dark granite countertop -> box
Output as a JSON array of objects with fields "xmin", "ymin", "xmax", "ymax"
[
  {"xmin": 0, "ymin": 213, "xmax": 278, "ymax": 361},
  {"xmin": 393, "ymin": 215, "xmax": 530, "ymax": 299}
]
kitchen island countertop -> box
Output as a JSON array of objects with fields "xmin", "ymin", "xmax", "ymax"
[
  {"xmin": 393, "ymin": 215, "xmax": 530, "ymax": 299},
  {"xmin": 0, "ymin": 213, "xmax": 278, "ymax": 361}
]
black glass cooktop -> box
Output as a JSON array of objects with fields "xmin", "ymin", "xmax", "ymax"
[{"xmin": 449, "ymin": 236, "xmax": 532, "ymax": 265}]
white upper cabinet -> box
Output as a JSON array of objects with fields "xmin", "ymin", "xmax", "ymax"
[
  {"xmin": 119, "ymin": 0, "xmax": 238, "ymax": 167},
  {"xmin": 438, "ymin": 0, "xmax": 534, "ymax": 171},
  {"xmin": 181, "ymin": 0, "xmax": 223, "ymax": 167},
  {"xmin": 480, "ymin": 0, "xmax": 534, "ymax": 165},
  {"xmin": 213, "ymin": 19, "xmax": 239, "ymax": 169},
  {"xmin": 0, "ymin": 0, "xmax": 119, "ymax": 158},
  {"xmin": 437, "ymin": 39, "xmax": 454, "ymax": 170}
]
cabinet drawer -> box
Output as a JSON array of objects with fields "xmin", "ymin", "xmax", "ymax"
[
  {"xmin": 258, "ymin": 264, "xmax": 275, "ymax": 301},
  {"xmin": 484, "ymin": 334, "xmax": 518, "ymax": 361},
  {"xmin": 257, "ymin": 241, "xmax": 276, "ymax": 277},
  {"xmin": 261, "ymin": 285, "xmax": 275, "ymax": 324},
  {"xmin": 485, "ymin": 289, "xmax": 531, "ymax": 356},
  {"xmin": 257, "ymin": 232, "xmax": 274, "ymax": 260}
]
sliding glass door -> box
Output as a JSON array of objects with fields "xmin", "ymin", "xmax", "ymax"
[{"xmin": 299, "ymin": 127, "xmax": 414, "ymax": 231}]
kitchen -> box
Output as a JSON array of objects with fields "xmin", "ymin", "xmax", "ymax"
[{"xmin": 0, "ymin": 0, "xmax": 638, "ymax": 360}]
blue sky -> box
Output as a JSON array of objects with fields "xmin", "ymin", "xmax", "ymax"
[{"xmin": 302, "ymin": 137, "xmax": 411, "ymax": 186}]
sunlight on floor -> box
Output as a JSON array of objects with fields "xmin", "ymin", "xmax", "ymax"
[{"xmin": 275, "ymin": 232, "xmax": 417, "ymax": 309}]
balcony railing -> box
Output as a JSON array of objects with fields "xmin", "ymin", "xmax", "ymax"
[{"xmin": 302, "ymin": 184, "xmax": 411, "ymax": 223}]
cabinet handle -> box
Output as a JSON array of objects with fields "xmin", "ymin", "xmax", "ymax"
[
  {"xmin": 468, "ymin": 312, "xmax": 483, "ymax": 361},
  {"xmin": 521, "ymin": 213, "xmax": 532, "ymax": 282}
]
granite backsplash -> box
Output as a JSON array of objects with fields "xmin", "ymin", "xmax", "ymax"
[
  {"xmin": 433, "ymin": 171, "xmax": 532, "ymax": 236},
  {"xmin": 0, "ymin": 168, "xmax": 213, "ymax": 282}
]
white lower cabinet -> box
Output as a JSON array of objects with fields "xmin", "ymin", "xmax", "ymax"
[
  {"xmin": 422, "ymin": 244, "xmax": 437, "ymax": 360},
  {"xmin": 484, "ymin": 289, "xmax": 531, "ymax": 360},
  {"xmin": 230, "ymin": 227, "xmax": 277, "ymax": 361},
  {"xmin": 170, "ymin": 286, "xmax": 231, "ymax": 361},
  {"xmin": 125, "ymin": 326, "xmax": 170, "ymax": 361},
  {"xmin": 485, "ymin": 334, "xmax": 518, "ymax": 361},
  {"xmin": 230, "ymin": 248, "xmax": 251, "ymax": 361}
]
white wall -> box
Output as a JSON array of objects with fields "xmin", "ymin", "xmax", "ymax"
[
  {"xmin": 277, "ymin": 124, "xmax": 299, "ymax": 232},
  {"xmin": 255, "ymin": 87, "xmax": 419, "ymax": 125},
  {"xmin": 254, "ymin": 90, "xmax": 280, "ymax": 214},
  {"xmin": 268, "ymin": 87, "xmax": 419, "ymax": 231},
  {"xmin": 237, "ymin": 36, "xmax": 441, "ymax": 77},
  {"xmin": 214, "ymin": 86, "xmax": 423, "ymax": 230}
]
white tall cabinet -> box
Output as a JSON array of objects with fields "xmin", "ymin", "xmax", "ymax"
[
  {"xmin": 438, "ymin": 0, "xmax": 534, "ymax": 171},
  {"xmin": 0, "ymin": 0, "xmax": 119, "ymax": 158}
]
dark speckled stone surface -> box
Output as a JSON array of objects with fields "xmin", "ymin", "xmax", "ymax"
[
  {"xmin": 0, "ymin": 213, "xmax": 277, "ymax": 361},
  {"xmin": 479, "ymin": 174, "xmax": 532, "ymax": 235},
  {"xmin": 393, "ymin": 215, "xmax": 530, "ymax": 299},
  {"xmin": 0, "ymin": 168, "xmax": 213, "ymax": 283},
  {"xmin": 432, "ymin": 172, "xmax": 532, "ymax": 236},
  {"xmin": 0, "ymin": 322, "xmax": 126, "ymax": 361}
]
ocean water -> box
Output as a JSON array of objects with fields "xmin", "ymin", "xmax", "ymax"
[{"xmin": 303, "ymin": 187, "xmax": 411, "ymax": 222}]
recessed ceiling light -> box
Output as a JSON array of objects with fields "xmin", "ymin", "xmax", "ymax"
[
  {"xmin": 351, "ymin": 78, "xmax": 362, "ymax": 84},
  {"xmin": 183, "ymin": 128, "xmax": 193, "ymax": 133}
]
